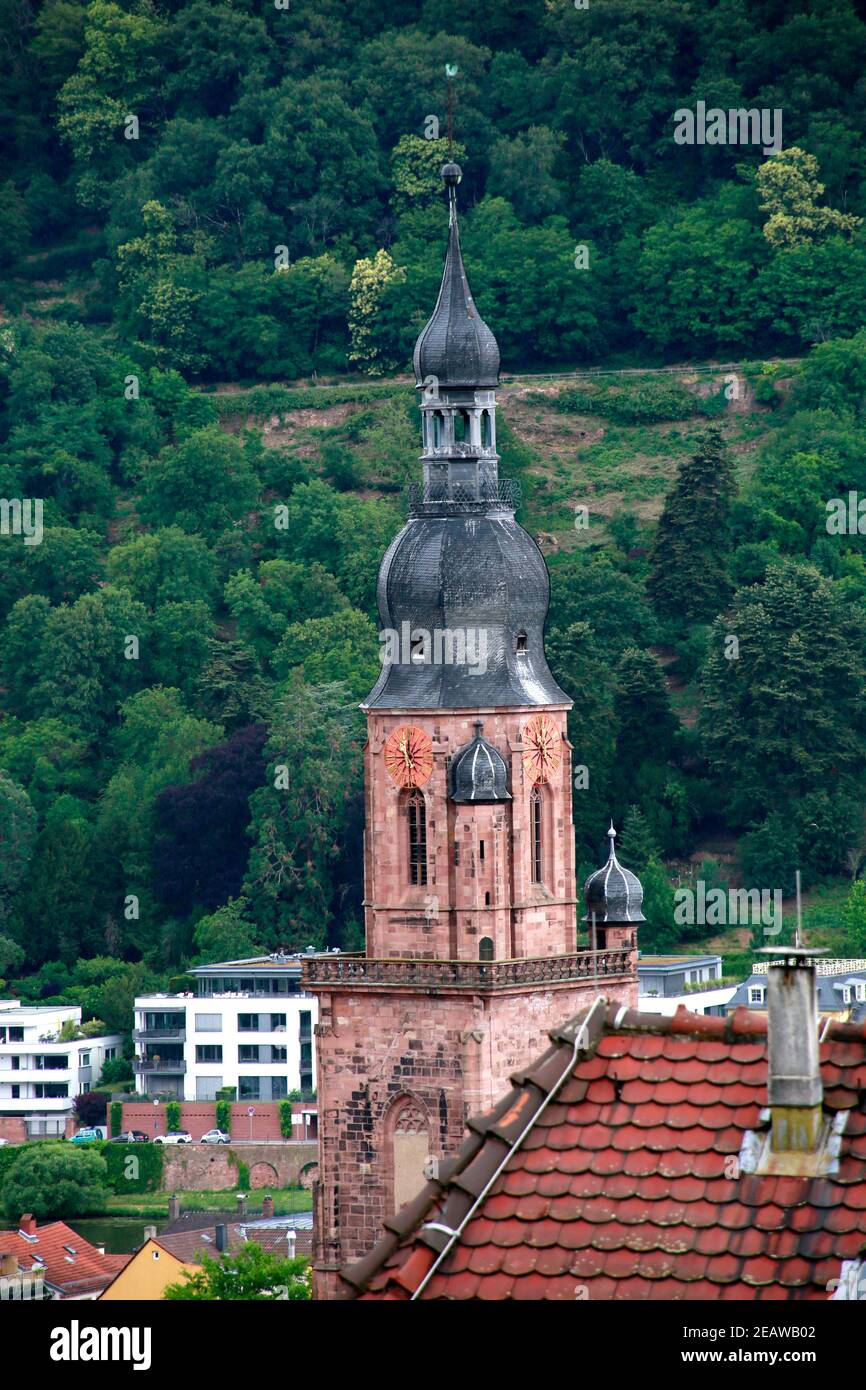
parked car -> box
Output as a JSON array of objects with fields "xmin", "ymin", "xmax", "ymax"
[
  {"xmin": 199, "ymin": 1129, "xmax": 230, "ymax": 1144},
  {"xmin": 109, "ymin": 1130, "xmax": 150, "ymax": 1143},
  {"xmin": 153, "ymin": 1131, "xmax": 192, "ymax": 1144},
  {"xmin": 70, "ymin": 1128, "xmax": 103, "ymax": 1143}
]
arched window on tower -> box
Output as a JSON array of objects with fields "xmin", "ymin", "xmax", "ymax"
[
  {"xmin": 530, "ymin": 784, "xmax": 543, "ymax": 884},
  {"xmin": 479, "ymin": 936, "xmax": 494, "ymax": 962},
  {"xmin": 454, "ymin": 410, "xmax": 469, "ymax": 442},
  {"xmin": 481, "ymin": 410, "xmax": 492, "ymax": 448},
  {"xmin": 407, "ymin": 791, "xmax": 427, "ymax": 887},
  {"xmin": 432, "ymin": 412, "xmax": 443, "ymax": 447},
  {"xmin": 515, "ymin": 629, "xmax": 527, "ymax": 655}
]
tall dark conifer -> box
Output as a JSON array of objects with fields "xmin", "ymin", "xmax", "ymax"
[{"xmin": 647, "ymin": 427, "xmax": 735, "ymax": 622}]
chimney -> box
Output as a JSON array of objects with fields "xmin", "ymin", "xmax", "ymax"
[
  {"xmin": 144, "ymin": 1225, "xmax": 157, "ymax": 1241},
  {"xmin": 0, "ymin": 1252, "xmax": 18, "ymax": 1276},
  {"xmin": 761, "ymin": 946, "xmax": 824, "ymax": 1153},
  {"xmin": 236, "ymin": 1192, "xmax": 247, "ymax": 1219},
  {"xmin": 215, "ymin": 1223, "xmax": 228, "ymax": 1253},
  {"xmin": 18, "ymin": 1214, "xmax": 37, "ymax": 1238},
  {"xmin": 262, "ymin": 1195, "xmax": 274, "ymax": 1219},
  {"xmin": 168, "ymin": 1193, "xmax": 180, "ymax": 1220}
]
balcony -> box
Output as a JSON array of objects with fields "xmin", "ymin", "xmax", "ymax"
[
  {"xmin": 133, "ymin": 1058, "xmax": 187, "ymax": 1074},
  {"xmin": 302, "ymin": 949, "xmax": 632, "ymax": 990},
  {"xmin": 133, "ymin": 1028, "xmax": 186, "ymax": 1043}
]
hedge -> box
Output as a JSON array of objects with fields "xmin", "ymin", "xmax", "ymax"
[
  {"xmin": 279, "ymin": 1100, "xmax": 293, "ymax": 1139},
  {"xmin": 109, "ymin": 1101, "xmax": 123, "ymax": 1138},
  {"xmin": 165, "ymin": 1101, "xmax": 181, "ymax": 1132},
  {"xmin": 215, "ymin": 1099, "xmax": 232, "ymax": 1135},
  {"xmin": 99, "ymin": 1142, "xmax": 163, "ymax": 1195}
]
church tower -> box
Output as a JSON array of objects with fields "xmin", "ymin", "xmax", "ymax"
[{"xmin": 304, "ymin": 164, "xmax": 638, "ymax": 1299}]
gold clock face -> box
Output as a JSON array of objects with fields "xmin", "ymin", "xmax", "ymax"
[
  {"xmin": 521, "ymin": 714, "xmax": 561, "ymax": 784},
  {"xmin": 383, "ymin": 725, "xmax": 434, "ymax": 789}
]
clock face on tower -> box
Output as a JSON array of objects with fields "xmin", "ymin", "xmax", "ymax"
[
  {"xmin": 521, "ymin": 713, "xmax": 561, "ymax": 784},
  {"xmin": 383, "ymin": 725, "xmax": 434, "ymax": 789}
]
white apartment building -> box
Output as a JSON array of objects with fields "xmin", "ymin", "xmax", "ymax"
[
  {"xmin": 133, "ymin": 954, "xmax": 320, "ymax": 1102},
  {"xmin": 0, "ymin": 1001, "xmax": 122, "ymax": 1138}
]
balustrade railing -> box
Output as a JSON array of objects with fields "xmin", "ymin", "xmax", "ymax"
[{"xmin": 302, "ymin": 949, "xmax": 630, "ymax": 989}]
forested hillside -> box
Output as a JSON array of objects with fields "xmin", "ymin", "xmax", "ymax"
[{"xmin": 2, "ymin": 0, "xmax": 866, "ymax": 1031}]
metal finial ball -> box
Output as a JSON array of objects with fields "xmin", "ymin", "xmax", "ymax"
[{"xmin": 442, "ymin": 162, "xmax": 463, "ymax": 186}]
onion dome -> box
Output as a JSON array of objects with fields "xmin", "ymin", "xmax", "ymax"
[
  {"xmin": 449, "ymin": 721, "xmax": 511, "ymax": 803},
  {"xmin": 583, "ymin": 824, "xmax": 645, "ymax": 924},
  {"xmin": 413, "ymin": 163, "xmax": 500, "ymax": 390}
]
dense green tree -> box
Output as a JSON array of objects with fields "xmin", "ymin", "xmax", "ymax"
[
  {"xmin": 164, "ymin": 1240, "xmax": 311, "ymax": 1300},
  {"xmin": 613, "ymin": 648, "xmax": 677, "ymax": 772},
  {"xmin": 224, "ymin": 560, "xmax": 347, "ymax": 663},
  {"xmin": 272, "ymin": 608, "xmax": 379, "ymax": 701},
  {"xmin": 138, "ymin": 426, "xmax": 260, "ymax": 542},
  {"xmin": 0, "ymin": 775, "xmax": 37, "ymax": 930},
  {"xmin": 647, "ymin": 429, "xmax": 736, "ymax": 622},
  {"xmin": 549, "ymin": 553, "xmax": 657, "ymax": 658},
  {"xmin": 107, "ymin": 527, "xmax": 218, "ymax": 610},
  {"xmin": 2, "ymin": 1144, "xmax": 108, "ymax": 1221},
  {"xmin": 193, "ymin": 897, "xmax": 262, "ymax": 965},
  {"xmin": 243, "ymin": 677, "xmax": 363, "ymax": 949},
  {"xmin": 700, "ymin": 561, "xmax": 866, "ymax": 823},
  {"xmin": 756, "ymin": 148, "xmax": 862, "ymax": 249},
  {"xmin": 546, "ymin": 622, "xmax": 617, "ymax": 858}
]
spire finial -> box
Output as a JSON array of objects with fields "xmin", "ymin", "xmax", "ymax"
[
  {"xmin": 607, "ymin": 821, "xmax": 617, "ymax": 853},
  {"xmin": 473, "ymin": 719, "xmax": 483, "ymax": 738}
]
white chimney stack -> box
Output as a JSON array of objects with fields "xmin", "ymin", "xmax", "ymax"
[{"xmin": 759, "ymin": 946, "xmax": 825, "ymax": 1154}]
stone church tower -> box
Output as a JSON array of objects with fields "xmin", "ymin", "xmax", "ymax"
[{"xmin": 304, "ymin": 164, "xmax": 639, "ymax": 1299}]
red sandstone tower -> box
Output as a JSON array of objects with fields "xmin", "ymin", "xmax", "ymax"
[{"xmin": 304, "ymin": 163, "xmax": 639, "ymax": 1298}]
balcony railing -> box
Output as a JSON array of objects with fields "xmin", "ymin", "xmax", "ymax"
[
  {"xmin": 302, "ymin": 949, "xmax": 631, "ymax": 990},
  {"xmin": 407, "ymin": 477, "xmax": 521, "ymax": 517},
  {"xmin": 133, "ymin": 1058, "xmax": 187, "ymax": 1073},
  {"xmin": 133, "ymin": 1028, "xmax": 186, "ymax": 1042}
]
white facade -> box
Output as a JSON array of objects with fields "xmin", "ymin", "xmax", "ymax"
[
  {"xmin": 133, "ymin": 957, "xmax": 319, "ymax": 1102},
  {"xmin": 637, "ymin": 984, "xmax": 738, "ymax": 1017},
  {"xmin": 0, "ymin": 1001, "xmax": 122, "ymax": 1137}
]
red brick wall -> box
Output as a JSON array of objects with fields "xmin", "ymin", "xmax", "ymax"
[
  {"xmin": 364, "ymin": 708, "xmax": 577, "ymax": 961},
  {"xmin": 0, "ymin": 1117, "xmax": 27, "ymax": 1143},
  {"xmin": 311, "ymin": 975, "xmax": 636, "ymax": 1295},
  {"xmin": 120, "ymin": 1100, "xmax": 316, "ymax": 1141}
]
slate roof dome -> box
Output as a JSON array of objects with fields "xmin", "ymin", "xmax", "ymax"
[
  {"xmin": 449, "ymin": 722, "xmax": 511, "ymax": 803},
  {"xmin": 412, "ymin": 162, "xmax": 500, "ymax": 390},
  {"xmin": 583, "ymin": 824, "xmax": 645, "ymax": 924}
]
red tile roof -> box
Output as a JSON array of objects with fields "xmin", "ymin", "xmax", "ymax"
[
  {"xmin": 343, "ymin": 1001, "xmax": 866, "ymax": 1300},
  {"xmin": 0, "ymin": 1220, "xmax": 129, "ymax": 1298},
  {"xmin": 155, "ymin": 1223, "xmax": 311, "ymax": 1264}
]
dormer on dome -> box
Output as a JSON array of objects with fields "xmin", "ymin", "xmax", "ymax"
[
  {"xmin": 449, "ymin": 721, "xmax": 511, "ymax": 804},
  {"xmin": 583, "ymin": 824, "xmax": 645, "ymax": 925}
]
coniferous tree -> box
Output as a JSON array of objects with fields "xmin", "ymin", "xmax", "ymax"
[{"xmin": 647, "ymin": 428, "xmax": 736, "ymax": 622}]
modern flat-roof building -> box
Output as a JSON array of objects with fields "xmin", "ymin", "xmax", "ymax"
[
  {"xmin": 0, "ymin": 1001, "xmax": 121, "ymax": 1141},
  {"xmin": 637, "ymin": 953, "xmax": 736, "ymax": 1017},
  {"xmin": 133, "ymin": 954, "xmax": 322, "ymax": 1102}
]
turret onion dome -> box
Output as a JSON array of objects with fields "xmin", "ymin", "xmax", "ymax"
[
  {"xmin": 449, "ymin": 721, "xmax": 511, "ymax": 803},
  {"xmin": 412, "ymin": 162, "xmax": 500, "ymax": 390},
  {"xmin": 583, "ymin": 824, "xmax": 645, "ymax": 924}
]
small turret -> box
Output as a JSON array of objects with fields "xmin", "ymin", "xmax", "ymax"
[{"xmin": 583, "ymin": 823, "xmax": 644, "ymax": 952}]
